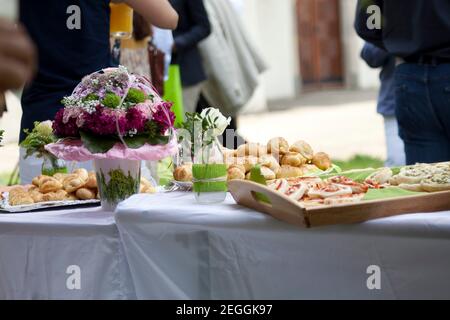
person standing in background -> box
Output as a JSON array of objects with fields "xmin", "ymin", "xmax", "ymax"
[
  {"xmin": 355, "ymin": 0, "xmax": 450, "ymax": 164},
  {"xmin": 361, "ymin": 43, "xmax": 405, "ymax": 167},
  {"xmin": 18, "ymin": 0, "xmax": 178, "ymax": 184},
  {"xmin": 169, "ymin": 0, "xmax": 211, "ymax": 113}
]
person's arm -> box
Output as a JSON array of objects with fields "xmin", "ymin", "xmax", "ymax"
[
  {"xmin": 354, "ymin": 0, "xmax": 385, "ymax": 49},
  {"xmin": 173, "ymin": 0, "xmax": 211, "ymax": 52},
  {"xmin": 122, "ymin": 0, "xmax": 178, "ymax": 30},
  {"xmin": 361, "ymin": 42, "xmax": 390, "ymax": 68},
  {"xmin": 0, "ymin": 18, "xmax": 36, "ymax": 93}
]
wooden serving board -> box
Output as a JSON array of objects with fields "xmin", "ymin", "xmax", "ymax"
[{"xmin": 228, "ymin": 180, "xmax": 450, "ymax": 228}]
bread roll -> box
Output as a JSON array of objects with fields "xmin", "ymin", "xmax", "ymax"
[
  {"xmin": 236, "ymin": 156, "xmax": 259, "ymax": 172},
  {"xmin": 85, "ymin": 172, "xmax": 97, "ymax": 189},
  {"xmin": 281, "ymin": 152, "xmax": 307, "ymax": 167},
  {"xmin": 227, "ymin": 167, "xmax": 246, "ymax": 180},
  {"xmin": 237, "ymin": 143, "xmax": 267, "ymax": 157},
  {"xmin": 173, "ymin": 164, "xmax": 193, "ymax": 182},
  {"xmin": 73, "ymin": 168, "xmax": 89, "ymax": 182},
  {"xmin": 259, "ymin": 155, "xmax": 281, "ymax": 173},
  {"xmin": 267, "ymin": 137, "xmax": 289, "ymax": 156},
  {"xmin": 39, "ymin": 178, "xmax": 63, "ymax": 194},
  {"xmin": 312, "ymin": 152, "xmax": 332, "ymax": 170},
  {"xmin": 276, "ymin": 165, "xmax": 304, "ymax": 179},
  {"xmin": 290, "ymin": 140, "xmax": 314, "ymax": 161},
  {"xmin": 42, "ymin": 190, "xmax": 68, "ymax": 202},
  {"xmin": 63, "ymin": 176, "xmax": 86, "ymax": 193},
  {"xmin": 75, "ymin": 188, "xmax": 97, "ymax": 200}
]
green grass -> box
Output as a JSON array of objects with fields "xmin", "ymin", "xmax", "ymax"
[
  {"xmin": 334, "ymin": 154, "xmax": 384, "ymax": 171},
  {"xmin": 0, "ymin": 171, "xmax": 20, "ymax": 186}
]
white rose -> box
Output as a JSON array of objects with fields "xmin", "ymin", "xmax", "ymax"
[
  {"xmin": 200, "ymin": 108, "xmax": 231, "ymax": 137},
  {"xmin": 35, "ymin": 120, "xmax": 54, "ymax": 136}
]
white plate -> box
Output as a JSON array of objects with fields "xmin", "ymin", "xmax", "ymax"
[{"xmin": 0, "ymin": 192, "xmax": 100, "ymax": 213}]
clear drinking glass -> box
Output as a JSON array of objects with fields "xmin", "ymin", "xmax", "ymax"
[{"xmin": 110, "ymin": 3, "xmax": 134, "ymax": 39}]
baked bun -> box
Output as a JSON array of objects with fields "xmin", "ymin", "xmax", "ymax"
[
  {"xmin": 290, "ymin": 140, "xmax": 314, "ymax": 161},
  {"xmin": 276, "ymin": 165, "xmax": 304, "ymax": 179},
  {"xmin": 227, "ymin": 167, "xmax": 246, "ymax": 180},
  {"xmin": 237, "ymin": 143, "xmax": 267, "ymax": 157},
  {"xmin": 63, "ymin": 176, "xmax": 86, "ymax": 193},
  {"xmin": 85, "ymin": 172, "xmax": 97, "ymax": 189},
  {"xmin": 173, "ymin": 163, "xmax": 193, "ymax": 182},
  {"xmin": 267, "ymin": 137, "xmax": 289, "ymax": 156},
  {"xmin": 312, "ymin": 152, "xmax": 332, "ymax": 170},
  {"xmin": 39, "ymin": 178, "xmax": 63, "ymax": 193},
  {"xmin": 73, "ymin": 168, "xmax": 89, "ymax": 182},
  {"xmin": 75, "ymin": 188, "xmax": 97, "ymax": 200},
  {"xmin": 42, "ymin": 190, "xmax": 68, "ymax": 202},
  {"xmin": 260, "ymin": 166, "xmax": 276, "ymax": 180},
  {"xmin": 281, "ymin": 152, "xmax": 307, "ymax": 167},
  {"xmin": 259, "ymin": 155, "xmax": 281, "ymax": 173}
]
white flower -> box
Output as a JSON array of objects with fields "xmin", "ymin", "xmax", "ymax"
[
  {"xmin": 200, "ymin": 108, "xmax": 231, "ymax": 137},
  {"xmin": 35, "ymin": 121, "xmax": 53, "ymax": 136}
]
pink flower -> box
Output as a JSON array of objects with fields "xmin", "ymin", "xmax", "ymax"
[
  {"xmin": 126, "ymin": 107, "xmax": 148, "ymax": 133},
  {"xmin": 82, "ymin": 106, "xmax": 127, "ymax": 136},
  {"xmin": 153, "ymin": 102, "xmax": 175, "ymax": 133},
  {"xmin": 53, "ymin": 108, "xmax": 80, "ymax": 137}
]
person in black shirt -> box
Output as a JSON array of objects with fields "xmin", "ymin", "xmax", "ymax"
[
  {"xmin": 355, "ymin": 0, "xmax": 450, "ymax": 164},
  {"xmin": 169, "ymin": 0, "xmax": 211, "ymax": 113}
]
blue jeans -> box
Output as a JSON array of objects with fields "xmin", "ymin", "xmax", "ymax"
[
  {"xmin": 383, "ymin": 115, "xmax": 406, "ymax": 167},
  {"xmin": 395, "ymin": 63, "xmax": 450, "ymax": 165}
]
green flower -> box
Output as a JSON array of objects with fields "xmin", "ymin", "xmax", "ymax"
[
  {"xmin": 102, "ymin": 93, "xmax": 121, "ymax": 109},
  {"xmin": 125, "ymin": 88, "xmax": 146, "ymax": 104},
  {"xmin": 83, "ymin": 93, "xmax": 99, "ymax": 102}
]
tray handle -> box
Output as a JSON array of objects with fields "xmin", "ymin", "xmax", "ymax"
[{"xmin": 228, "ymin": 180, "xmax": 308, "ymax": 227}]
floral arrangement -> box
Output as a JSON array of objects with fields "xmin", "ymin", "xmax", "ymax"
[
  {"xmin": 20, "ymin": 121, "xmax": 57, "ymax": 158},
  {"xmin": 52, "ymin": 66, "xmax": 175, "ymax": 154},
  {"xmin": 179, "ymin": 108, "xmax": 231, "ymax": 203},
  {"xmin": 180, "ymin": 108, "xmax": 231, "ymax": 163}
]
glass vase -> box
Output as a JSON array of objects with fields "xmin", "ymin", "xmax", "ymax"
[
  {"xmin": 41, "ymin": 153, "xmax": 68, "ymax": 176},
  {"xmin": 192, "ymin": 139, "xmax": 227, "ymax": 204},
  {"xmin": 94, "ymin": 158, "xmax": 141, "ymax": 211}
]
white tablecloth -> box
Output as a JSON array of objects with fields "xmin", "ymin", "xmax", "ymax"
[
  {"xmin": 0, "ymin": 207, "xmax": 135, "ymax": 299},
  {"xmin": 115, "ymin": 193, "xmax": 450, "ymax": 300}
]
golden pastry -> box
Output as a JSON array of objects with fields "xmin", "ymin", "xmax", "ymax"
[
  {"xmin": 84, "ymin": 172, "xmax": 97, "ymax": 189},
  {"xmin": 75, "ymin": 188, "xmax": 97, "ymax": 200},
  {"xmin": 290, "ymin": 140, "xmax": 314, "ymax": 161},
  {"xmin": 63, "ymin": 176, "xmax": 86, "ymax": 193},
  {"xmin": 173, "ymin": 164, "xmax": 193, "ymax": 182},
  {"xmin": 32, "ymin": 176, "xmax": 42, "ymax": 187},
  {"xmin": 228, "ymin": 164, "xmax": 246, "ymax": 173},
  {"xmin": 276, "ymin": 165, "xmax": 304, "ymax": 179},
  {"xmin": 267, "ymin": 137, "xmax": 289, "ymax": 156},
  {"xmin": 66, "ymin": 193, "xmax": 79, "ymax": 201},
  {"xmin": 9, "ymin": 194, "xmax": 34, "ymax": 206},
  {"xmin": 237, "ymin": 143, "xmax": 267, "ymax": 157},
  {"xmin": 39, "ymin": 178, "xmax": 63, "ymax": 194},
  {"xmin": 42, "ymin": 190, "xmax": 68, "ymax": 202},
  {"xmin": 73, "ymin": 168, "xmax": 89, "ymax": 182},
  {"xmin": 37, "ymin": 175, "xmax": 54, "ymax": 187},
  {"xmin": 53, "ymin": 173, "xmax": 70, "ymax": 183},
  {"xmin": 312, "ymin": 152, "xmax": 332, "ymax": 170},
  {"xmin": 29, "ymin": 190, "xmax": 44, "ymax": 203},
  {"xmin": 227, "ymin": 167, "xmax": 246, "ymax": 180},
  {"xmin": 258, "ymin": 154, "xmax": 281, "ymax": 173},
  {"xmin": 281, "ymin": 152, "xmax": 307, "ymax": 167}
]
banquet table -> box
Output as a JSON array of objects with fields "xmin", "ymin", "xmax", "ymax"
[
  {"xmin": 115, "ymin": 193, "xmax": 450, "ymax": 300},
  {"xmin": 0, "ymin": 207, "xmax": 135, "ymax": 299}
]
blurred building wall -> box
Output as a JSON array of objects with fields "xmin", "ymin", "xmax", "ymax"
[{"xmin": 239, "ymin": 0, "xmax": 380, "ymax": 103}]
